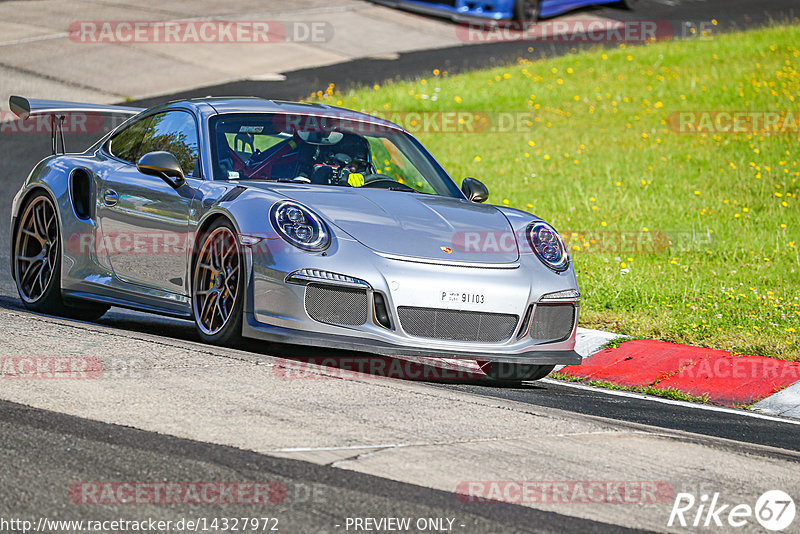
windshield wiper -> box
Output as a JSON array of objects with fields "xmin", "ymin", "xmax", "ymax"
[{"xmin": 387, "ymin": 187, "xmax": 422, "ymax": 193}]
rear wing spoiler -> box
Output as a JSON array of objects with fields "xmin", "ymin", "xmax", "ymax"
[{"xmin": 9, "ymin": 95, "xmax": 144, "ymax": 155}]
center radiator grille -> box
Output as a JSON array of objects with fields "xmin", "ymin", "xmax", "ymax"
[
  {"xmin": 305, "ymin": 284, "xmax": 368, "ymax": 326},
  {"xmin": 397, "ymin": 306, "xmax": 518, "ymax": 342}
]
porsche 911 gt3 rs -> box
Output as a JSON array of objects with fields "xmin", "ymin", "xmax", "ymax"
[{"xmin": 9, "ymin": 95, "xmax": 581, "ymax": 382}]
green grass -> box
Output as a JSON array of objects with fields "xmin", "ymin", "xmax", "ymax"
[
  {"xmin": 309, "ymin": 24, "xmax": 800, "ymax": 361},
  {"xmin": 600, "ymin": 336, "xmax": 637, "ymax": 350}
]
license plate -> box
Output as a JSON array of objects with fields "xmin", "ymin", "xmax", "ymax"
[{"xmin": 439, "ymin": 290, "xmax": 486, "ymax": 306}]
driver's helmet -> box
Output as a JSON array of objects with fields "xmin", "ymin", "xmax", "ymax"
[{"xmin": 320, "ymin": 133, "xmax": 372, "ymax": 173}]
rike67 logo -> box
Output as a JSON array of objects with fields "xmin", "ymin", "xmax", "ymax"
[{"xmin": 669, "ymin": 490, "xmax": 795, "ymax": 531}]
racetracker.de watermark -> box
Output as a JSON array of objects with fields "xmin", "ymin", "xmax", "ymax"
[
  {"xmin": 452, "ymin": 229, "xmax": 711, "ymax": 255},
  {"xmin": 68, "ymin": 20, "xmax": 333, "ymax": 44},
  {"xmin": 456, "ymin": 481, "xmax": 674, "ymax": 504},
  {"xmin": 381, "ymin": 111, "xmax": 534, "ymax": 134},
  {"xmin": 669, "ymin": 110, "xmax": 800, "ymax": 134},
  {"xmin": 455, "ymin": 19, "xmax": 716, "ymax": 43},
  {"xmin": 274, "ymin": 357, "xmax": 487, "ymax": 382},
  {"xmin": 274, "ymin": 110, "xmax": 536, "ymax": 135},
  {"xmin": 0, "ymin": 357, "xmax": 103, "ymax": 380},
  {"xmin": 0, "ymin": 111, "xmax": 126, "ymax": 135},
  {"xmin": 66, "ymin": 230, "xmax": 294, "ymax": 257},
  {"xmin": 674, "ymin": 358, "xmax": 800, "ymax": 381},
  {"xmin": 69, "ymin": 482, "xmax": 287, "ymax": 505}
]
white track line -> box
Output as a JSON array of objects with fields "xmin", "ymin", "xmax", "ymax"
[
  {"xmin": 276, "ymin": 434, "xmax": 530, "ymax": 453},
  {"xmin": 541, "ymin": 378, "xmax": 800, "ymax": 426},
  {"xmin": 0, "ymin": 32, "xmax": 68, "ymax": 47}
]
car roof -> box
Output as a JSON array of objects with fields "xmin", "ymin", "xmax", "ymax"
[{"xmin": 170, "ymin": 97, "xmax": 404, "ymax": 132}]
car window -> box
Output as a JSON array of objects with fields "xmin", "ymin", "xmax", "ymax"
[
  {"xmin": 367, "ymin": 137, "xmax": 437, "ymax": 194},
  {"xmin": 208, "ymin": 113, "xmax": 462, "ymax": 198},
  {"xmin": 139, "ymin": 111, "xmax": 200, "ymax": 177},
  {"xmin": 107, "ymin": 115, "xmax": 149, "ymax": 163}
]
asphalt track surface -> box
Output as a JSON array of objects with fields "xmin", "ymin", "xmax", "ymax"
[
  {"xmin": 0, "ymin": 399, "xmax": 644, "ymax": 534},
  {"xmin": 1, "ymin": 0, "xmax": 799, "ymax": 531}
]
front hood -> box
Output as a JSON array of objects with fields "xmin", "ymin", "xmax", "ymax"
[{"xmin": 253, "ymin": 184, "xmax": 520, "ymax": 264}]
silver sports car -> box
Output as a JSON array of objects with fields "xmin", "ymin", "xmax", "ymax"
[{"xmin": 9, "ymin": 95, "xmax": 580, "ymax": 382}]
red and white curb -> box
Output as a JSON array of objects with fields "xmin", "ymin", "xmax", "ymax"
[
  {"xmin": 573, "ymin": 327, "xmax": 625, "ymax": 360},
  {"xmin": 562, "ymin": 328, "xmax": 800, "ymax": 420},
  {"xmin": 393, "ymin": 328, "xmax": 800, "ymax": 421}
]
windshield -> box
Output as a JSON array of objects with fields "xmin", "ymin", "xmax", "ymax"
[{"xmin": 209, "ymin": 113, "xmax": 462, "ymax": 197}]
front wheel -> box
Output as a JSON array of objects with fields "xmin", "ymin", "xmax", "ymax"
[
  {"xmin": 483, "ymin": 363, "xmax": 555, "ymax": 384},
  {"xmin": 192, "ymin": 220, "xmax": 244, "ymax": 346}
]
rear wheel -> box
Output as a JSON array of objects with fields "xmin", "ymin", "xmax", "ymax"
[
  {"xmin": 13, "ymin": 191, "xmax": 108, "ymax": 320},
  {"xmin": 483, "ymin": 362, "xmax": 555, "ymax": 384},
  {"xmin": 514, "ymin": 0, "xmax": 540, "ymax": 21},
  {"xmin": 192, "ymin": 220, "xmax": 244, "ymax": 346}
]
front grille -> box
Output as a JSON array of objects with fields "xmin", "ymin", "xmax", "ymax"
[
  {"xmin": 530, "ymin": 304, "xmax": 575, "ymax": 342},
  {"xmin": 305, "ymin": 284, "xmax": 368, "ymax": 326},
  {"xmin": 398, "ymin": 307, "xmax": 518, "ymax": 342}
]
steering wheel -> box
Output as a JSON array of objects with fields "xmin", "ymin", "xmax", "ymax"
[
  {"xmin": 360, "ymin": 178, "xmax": 417, "ymax": 192},
  {"xmin": 245, "ymin": 148, "xmax": 266, "ymax": 167},
  {"xmin": 361, "ymin": 173, "xmax": 387, "ymax": 184}
]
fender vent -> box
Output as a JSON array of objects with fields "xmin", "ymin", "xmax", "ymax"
[
  {"xmin": 218, "ymin": 186, "xmax": 247, "ymax": 203},
  {"xmin": 70, "ymin": 169, "xmax": 92, "ymax": 220},
  {"xmin": 305, "ymin": 284, "xmax": 368, "ymax": 326}
]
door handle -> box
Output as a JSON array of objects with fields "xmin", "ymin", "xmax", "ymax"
[{"xmin": 103, "ymin": 189, "xmax": 119, "ymax": 207}]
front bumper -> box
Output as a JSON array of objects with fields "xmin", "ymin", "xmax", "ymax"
[
  {"xmin": 241, "ymin": 234, "xmax": 581, "ymax": 365},
  {"xmin": 243, "ymin": 314, "xmax": 581, "ymax": 364}
]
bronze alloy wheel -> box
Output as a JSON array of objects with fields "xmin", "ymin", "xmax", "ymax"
[
  {"xmin": 13, "ymin": 191, "xmax": 109, "ymax": 320},
  {"xmin": 193, "ymin": 225, "xmax": 242, "ymax": 338},
  {"xmin": 15, "ymin": 194, "xmax": 59, "ymax": 303}
]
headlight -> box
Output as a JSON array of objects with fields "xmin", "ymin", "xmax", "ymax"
[
  {"xmin": 527, "ymin": 221, "xmax": 569, "ymax": 272},
  {"xmin": 270, "ymin": 200, "xmax": 330, "ymax": 252}
]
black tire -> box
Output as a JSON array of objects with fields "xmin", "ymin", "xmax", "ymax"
[
  {"xmin": 192, "ymin": 219, "xmax": 244, "ymax": 346},
  {"xmin": 13, "ymin": 191, "xmax": 109, "ymax": 320},
  {"xmin": 484, "ymin": 363, "xmax": 555, "ymax": 384},
  {"xmin": 514, "ymin": 0, "xmax": 540, "ymax": 22}
]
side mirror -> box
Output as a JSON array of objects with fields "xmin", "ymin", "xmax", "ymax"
[
  {"xmin": 137, "ymin": 151, "xmax": 185, "ymax": 188},
  {"xmin": 462, "ymin": 177, "xmax": 489, "ymax": 203}
]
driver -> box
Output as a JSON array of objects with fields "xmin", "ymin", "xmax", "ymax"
[
  {"xmin": 335, "ymin": 133, "xmax": 373, "ymax": 175},
  {"xmin": 309, "ymin": 133, "xmax": 374, "ymax": 185}
]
